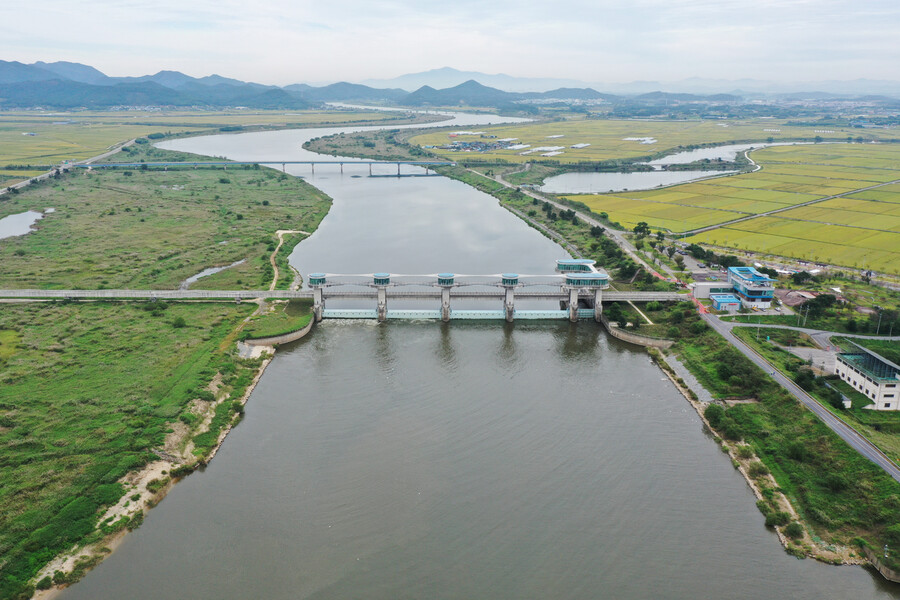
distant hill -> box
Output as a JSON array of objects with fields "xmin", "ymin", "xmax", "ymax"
[
  {"xmin": 0, "ymin": 78, "xmax": 313, "ymax": 110},
  {"xmin": 0, "ymin": 79, "xmax": 189, "ymax": 108},
  {"xmin": 633, "ymin": 91, "xmax": 743, "ymax": 103},
  {"xmin": 0, "ymin": 60, "xmax": 60, "ymax": 84},
  {"xmin": 32, "ymin": 61, "xmax": 109, "ymax": 85},
  {"xmin": 2, "ymin": 59, "xmax": 897, "ymax": 109},
  {"xmin": 403, "ymin": 80, "xmax": 520, "ymax": 106},
  {"xmin": 520, "ymin": 88, "xmax": 619, "ymax": 101},
  {"xmin": 291, "ymin": 82, "xmax": 408, "ymax": 103},
  {"xmin": 362, "ymin": 66, "xmax": 592, "ymax": 93}
]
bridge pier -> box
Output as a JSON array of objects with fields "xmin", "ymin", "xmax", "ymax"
[
  {"xmin": 377, "ymin": 287, "xmax": 387, "ymax": 322},
  {"xmin": 311, "ymin": 163, "xmax": 315, "ymax": 175},
  {"xmin": 501, "ymin": 274, "xmax": 519, "ymax": 323},
  {"xmin": 568, "ymin": 288, "xmax": 579, "ymax": 322},
  {"xmin": 282, "ymin": 163, "xmax": 286, "ymax": 173},
  {"xmin": 369, "ymin": 163, "xmax": 372, "ymax": 176},
  {"xmin": 312, "ymin": 287, "xmax": 324, "ymax": 322},
  {"xmin": 340, "ymin": 163, "xmax": 343, "ymax": 174},
  {"xmin": 441, "ymin": 287, "xmax": 451, "ymax": 322},
  {"xmin": 397, "ymin": 163, "xmax": 401, "ymax": 176},
  {"xmin": 594, "ymin": 289, "xmax": 603, "ymax": 322}
]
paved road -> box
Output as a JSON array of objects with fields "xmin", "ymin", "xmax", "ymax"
[
  {"xmin": 724, "ymin": 321, "xmax": 900, "ymax": 348},
  {"xmin": 704, "ymin": 314, "xmax": 900, "ymax": 483}
]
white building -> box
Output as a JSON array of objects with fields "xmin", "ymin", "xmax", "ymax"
[{"xmin": 835, "ymin": 344, "xmax": 900, "ymax": 410}]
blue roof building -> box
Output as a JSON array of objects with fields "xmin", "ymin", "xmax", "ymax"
[
  {"xmin": 727, "ymin": 266, "xmax": 775, "ymax": 308},
  {"xmin": 710, "ymin": 293, "xmax": 742, "ymax": 312}
]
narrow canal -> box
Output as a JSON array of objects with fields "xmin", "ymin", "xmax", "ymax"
[{"xmin": 59, "ymin": 113, "xmax": 899, "ymax": 599}]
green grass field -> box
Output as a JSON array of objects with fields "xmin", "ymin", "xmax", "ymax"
[
  {"xmin": 0, "ymin": 301, "xmax": 255, "ymax": 598},
  {"xmin": 0, "ymin": 145, "xmax": 332, "ymax": 290},
  {"xmin": 0, "ymin": 137, "xmax": 338, "ymax": 596},
  {"xmin": 409, "ymin": 118, "xmax": 894, "ymax": 164}
]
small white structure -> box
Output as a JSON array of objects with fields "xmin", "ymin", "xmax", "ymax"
[
  {"xmin": 835, "ymin": 344, "xmax": 900, "ymax": 410},
  {"xmin": 690, "ymin": 281, "xmax": 736, "ymax": 299}
]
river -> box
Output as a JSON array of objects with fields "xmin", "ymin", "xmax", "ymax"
[{"xmin": 59, "ymin": 112, "xmax": 899, "ymax": 599}]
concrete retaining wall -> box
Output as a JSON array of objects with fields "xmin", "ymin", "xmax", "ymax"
[
  {"xmin": 601, "ymin": 316, "xmax": 674, "ymax": 349},
  {"xmin": 243, "ymin": 317, "xmax": 314, "ymax": 346},
  {"xmin": 864, "ymin": 546, "xmax": 900, "ymax": 583}
]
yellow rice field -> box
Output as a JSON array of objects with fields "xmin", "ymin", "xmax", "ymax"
[
  {"xmin": 410, "ymin": 118, "xmax": 895, "ymax": 164},
  {"xmin": 557, "ymin": 142, "xmax": 900, "ymax": 272}
]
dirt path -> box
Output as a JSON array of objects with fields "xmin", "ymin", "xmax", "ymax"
[{"xmin": 269, "ymin": 229, "xmax": 309, "ymax": 291}]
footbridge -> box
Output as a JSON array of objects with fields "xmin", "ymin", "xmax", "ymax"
[
  {"xmin": 74, "ymin": 160, "xmax": 456, "ymax": 176},
  {"xmin": 0, "ymin": 260, "xmax": 688, "ymax": 322}
]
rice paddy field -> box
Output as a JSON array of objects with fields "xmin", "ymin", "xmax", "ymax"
[
  {"xmin": 409, "ymin": 118, "xmax": 894, "ymax": 164},
  {"xmin": 567, "ymin": 143, "xmax": 900, "ymax": 273}
]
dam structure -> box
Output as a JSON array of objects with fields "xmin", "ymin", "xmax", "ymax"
[
  {"xmin": 310, "ymin": 259, "xmax": 684, "ymax": 323},
  {"xmin": 0, "ymin": 261, "xmax": 686, "ymax": 321}
]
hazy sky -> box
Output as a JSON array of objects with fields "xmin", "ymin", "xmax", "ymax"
[{"xmin": 4, "ymin": 0, "xmax": 898, "ymax": 85}]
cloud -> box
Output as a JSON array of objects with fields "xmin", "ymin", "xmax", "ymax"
[{"xmin": 2, "ymin": 0, "xmax": 898, "ymax": 84}]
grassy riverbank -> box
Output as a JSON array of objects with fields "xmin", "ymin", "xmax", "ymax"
[
  {"xmin": 665, "ymin": 315, "xmax": 900, "ymax": 563},
  {"xmin": 0, "ymin": 301, "xmax": 257, "ymax": 599},
  {"xmin": 0, "ymin": 145, "xmax": 332, "ymax": 290},
  {"xmin": 0, "ymin": 137, "xmax": 336, "ymax": 597},
  {"xmin": 242, "ymin": 299, "xmax": 313, "ymax": 339}
]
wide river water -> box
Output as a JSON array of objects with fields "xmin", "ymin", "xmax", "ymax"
[{"xmin": 59, "ymin": 112, "xmax": 899, "ymax": 599}]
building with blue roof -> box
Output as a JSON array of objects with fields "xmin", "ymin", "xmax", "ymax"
[
  {"xmin": 727, "ymin": 266, "xmax": 775, "ymax": 308},
  {"xmin": 710, "ymin": 293, "xmax": 742, "ymax": 312}
]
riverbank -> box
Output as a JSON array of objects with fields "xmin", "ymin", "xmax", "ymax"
[
  {"xmin": 29, "ymin": 304, "xmax": 319, "ymax": 598},
  {"xmin": 650, "ymin": 348, "xmax": 864, "ymax": 566}
]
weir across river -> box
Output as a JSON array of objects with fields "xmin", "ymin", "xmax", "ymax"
[{"xmin": 0, "ymin": 261, "xmax": 687, "ymax": 323}]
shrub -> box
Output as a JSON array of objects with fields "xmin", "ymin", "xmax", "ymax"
[
  {"xmin": 785, "ymin": 522, "xmax": 804, "ymax": 539},
  {"xmin": 704, "ymin": 404, "xmax": 724, "ymax": 428},
  {"xmin": 748, "ymin": 462, "xmax": 770, "ymax": 478},
  {"xmin": 36, "ymin": 576, "xmax": 52, "ymax": 590},
  {"xmin": 736, "ymin": 446, "xmax": 754, "ymax": 460},
  {"xmin": 172, "ymin": 316, "xmax": 186, "ymax": 328},
  {"xmin": 765, "ymin": 511, "xmax": 791, "ymax": 527}
]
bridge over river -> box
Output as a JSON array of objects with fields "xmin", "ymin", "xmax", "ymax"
[
  {"xmin": 74, "ymin": 160, "xmax": 457, "ymax": 176},
  {"xmin": 0, "ymin": 268, "xmax": 687, "ymax": 323}
]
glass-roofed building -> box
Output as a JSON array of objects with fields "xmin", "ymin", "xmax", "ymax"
[{"xmin": 835, "ymin": 344, "xmax": 900, "ymax": 410}]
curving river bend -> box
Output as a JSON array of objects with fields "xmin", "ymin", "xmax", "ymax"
[{"xmin": 58, "ymin": 112, "xmax": 899, "ymax": 599}]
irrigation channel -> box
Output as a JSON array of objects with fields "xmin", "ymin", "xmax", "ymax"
[{"xmin": 58, "ymin": 112, "xmax": 900, "ymax": 599}]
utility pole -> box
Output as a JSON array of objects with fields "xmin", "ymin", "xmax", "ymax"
[{"xmin": 876, "ymin": 308, "xmax": 883, "ymax": 335}]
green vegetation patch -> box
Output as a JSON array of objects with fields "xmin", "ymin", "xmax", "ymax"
[
  {"xmin": 0, "ymin": 145, "xmax": 331, "ymax": 290},
  {"xmin": 671, "ymin": 313, "xmax": 900, "ymax": 557},
  {"xmin": 0, "ymin": 301, "xmax": 253, "ymax": 598},
  {"xmin": 242, "ymin": 299, "xmax": 313, "ymax": 340},
  {"xmin": 0, "ymin": 329, "xmax": 21, "ymax": 362}
]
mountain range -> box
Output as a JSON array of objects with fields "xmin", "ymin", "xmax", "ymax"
[{"xmin": 0, "ymin": 61, "xmax": 897, "ymax": 110}]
